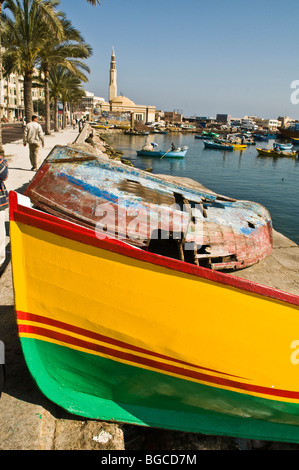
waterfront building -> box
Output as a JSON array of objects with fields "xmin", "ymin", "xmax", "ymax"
[
  {"xmin": 216, "ymin": 114, "xmax": 231, "ymax": 124},
  {"xmin": 261, "ymin": 119, "xmax": 281, "ymax": 131},
  {"xmin": 0, "ymin": 69, "xmax": 45, "ymax": 123},
  {"xmin": 164, "ymin": 111, "xmax": 182, "ymax": 125},
  {"xmin": 99, "ymin": 49, "xmax": 156, "ymax": 124},
  {"xmin": 78, "ymin": 91, "xmax": 105, "ymax": 117}
]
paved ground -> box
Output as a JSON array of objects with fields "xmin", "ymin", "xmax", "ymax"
[{"xmin": 1, "ymin": 126, "xmax": 299, "ymax": 450}]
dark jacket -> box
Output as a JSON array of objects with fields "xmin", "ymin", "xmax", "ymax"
[{"xmin": 0, "ymin": 157, "xmax": 8, "ymax": 211}]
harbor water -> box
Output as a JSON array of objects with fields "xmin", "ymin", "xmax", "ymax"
[{"xmin": 107, "ymin": 132, "xmax": 299, "ymax": 245}]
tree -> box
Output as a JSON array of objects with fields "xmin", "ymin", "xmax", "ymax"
[
  {"xmin": 39, "ymin": 14, "xmax": 92, "ymax": 134},
  {"xmin": 49, "ymin": 66, "xmax": 85, "ymax": 132},
  {"xmin": 86, "ymin": 0, "xmax": 101, "ymax": 5},
  {"xmin": 2, "ymin": 0, "xmax": 64, "ymax": 124}
]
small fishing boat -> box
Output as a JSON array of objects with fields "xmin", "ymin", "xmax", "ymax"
[
  {"xmin": 232, "ymin": 144, "xmax": 247, "ymax": 150},
  {"xmin": 202, "ymin": 131, "xmax": 220, "ymax": 138},
  {"xmin": 257, "ymin": 147, "xmax": 297, "ymax": 158},
  {"xmin": 137, "ymin": 143, "xmax": 188, "ymax": 158},
  {"xmin": 124, "ymin": 130, "xmax": 149, "ymax": 136},
  {"xmin": 195, "ymin": 132, "xmax": 220, "ymax": 140},
  {"xmin": 291, "ymin": 137, "xmax": 299, "ymax": 145},
  {"xmin": 274, "ymin": 143, "xmax": 293, "ymax": 151},
  {"xmin": 254, "ymin": 134, "xmax": 269, "ymax": 141},
  {"xmin": 203, "ymin": 140, "xmax": 234, "ymax": 150},
  {"xmin": 9, "ymin": 186, "xmax": 299, "ymax": 443},
  {"xmin": 195, "ymin": 134, "xmax": 211, "ymax": 140}
]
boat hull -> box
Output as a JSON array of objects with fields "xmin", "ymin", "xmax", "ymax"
[
  {"xmin": 257, "ymin": 148, "xmax": 297, "ymax": 158},
  {"xmin": 23, "ymin": 145, "xmax": 273, "ymax": 272},
  {"xmin": 276, "ymin": 144, "xmax": 293, "ymax": 150},
  {"xmin": 203, "ymin": 140, "xmax": 233, "ymax": 150},
  {"xmin": 9, "ymin": 191, "xmax": 299, "ymax": 442},
  {"xmin": 279, "ymin": 128, "xmax": 299, "ymax": 139},
  {"xmin": 136, "ymin": 149, "xmax": 187, "ymax": 158},
  {"xmin": 232, "ymin": 144, "xmax": 247, "ymax": 150}
]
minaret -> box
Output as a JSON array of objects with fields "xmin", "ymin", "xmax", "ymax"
[{"xmin": 109, "ymin": 48, "xmax": 117, "ymax": 101}]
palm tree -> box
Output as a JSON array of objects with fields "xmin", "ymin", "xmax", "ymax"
[
  {"xmin": 59, "ymin": 74, "xmax": 85, "ymax": 129},
  {"xmin": 2, "ymin": 0, "xmax": 64, "ymax": 123},
  {"xmin": 86, "ymin": 0, "xmax": 101, "ymax": 5},
  {"xmin": 39, "ymin": 14, "xmax": 92, "ymax": 134},
  {"xmin": 49, "ymin": 66, "xmax": 86, "ymax": 132}
]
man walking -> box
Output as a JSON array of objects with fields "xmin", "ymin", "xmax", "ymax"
[
  {"xmin": 23, "ymin": 115, "xmax": 45, "ymax": 171},
  {"xmin": 0, "ymin": 155, "xmax": 8, "ymax": 273}
]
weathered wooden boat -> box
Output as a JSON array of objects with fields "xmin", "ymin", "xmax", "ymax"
[
  {"xmin": 137, "ymin": 146, "xmax": 188, "ymax": 158},
  {"xmin": 23, "ymin": 145, "xmax": 272, "ymax": 272},
  {"xmin": 203, "ymin": 140, "xmax": 234, "ymax": 150},
  {"xmin": 257, "ymin": 147, "xmax": 297, "ymax": 158},
  {"xmin": 9, "ymin": 189, "xmax": 299, "ymax": 443}
]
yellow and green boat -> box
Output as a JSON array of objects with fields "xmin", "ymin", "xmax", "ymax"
[{"xmin": 9, "ymin": 187, "xmax": 299, "ymax": 443}]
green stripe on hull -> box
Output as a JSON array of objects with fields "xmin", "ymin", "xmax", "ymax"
[{"xmin": 21, "ymin": 337, "xmax": 299, "ymax": 443}]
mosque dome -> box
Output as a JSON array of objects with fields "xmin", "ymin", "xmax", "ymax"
[{"xmin": 110, "ymin": 95, "xmax": 136, "ymax": 106}]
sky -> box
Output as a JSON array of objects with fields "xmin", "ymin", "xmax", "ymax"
[{"xmin": 58, "ymin": 0, "xmax": 299, "ymax": 119}]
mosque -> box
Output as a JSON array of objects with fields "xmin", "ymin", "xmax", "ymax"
[{"xmin": 99, "ymin": 49, "xmax": 156, "ymax": 124}]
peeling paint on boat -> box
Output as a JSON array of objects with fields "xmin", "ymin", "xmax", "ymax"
[{"xmin": 24, "ymin": 145, "xmax": 273, "ymax": 271}]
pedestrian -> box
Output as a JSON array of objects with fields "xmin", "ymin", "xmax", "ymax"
[
  {"xmin": 85, "ymin": 132, "xmax": 95, "ymax": 147},
  {"xmin": 0, "ymin": 155, "xmax": 8, "ymax": 273},
  {"xmin": 23, "ymin": 115, "xmax": 45, "ymax": 171}
]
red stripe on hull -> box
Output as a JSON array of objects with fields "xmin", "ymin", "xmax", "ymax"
[
  {"xmin": 18, "ymin": 313, "xmax": 299, "ymax": 401},
  {"xmin": 9, "ymin": 191, "xmax": 299, "ymax": 307}
]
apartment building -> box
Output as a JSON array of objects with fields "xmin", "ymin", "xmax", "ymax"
[{"xmin": 0, "ymin": 72, "xmax": 44, "ymax": 122}]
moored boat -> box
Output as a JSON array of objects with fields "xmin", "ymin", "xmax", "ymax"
[
  {"xmin": 195, "ymin": 132, "xmax": 219, "ymax": 140},
  {"xmin": 274, "ymin": 142, "xmax": 293, "ymax": 151},
  {"xmin": 152, "ymin": 129, "xmax": 168, "ymax": 134},
  {"xmin": 279, "ymin": 127, "xmax": 299, "ymax": 139},
  {"xmin": 203, "ymin": 140, "xmax": 234, "ymax": 150},
  {"xmin": 232, "ymin": 144, "xmax": 247, "ymax": 150},
  {"xmin": 136, "ymin": 143, "xmax": 188, "ymax": 158},
  {"xmin": 9, "ymin": 189, "xmax": 299, "ymax": 443},
  {"xmin": 254, "ymin": 134, "xmax": 269, "ymax": 141},
  {"xmin": 257, "ymin": 147, "xmax": 297, "ymax": 158},
  {"xmin": 124, "ymin": 130, "xmax": 149, "ymax": 136}
]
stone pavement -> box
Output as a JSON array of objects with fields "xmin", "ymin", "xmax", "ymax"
[
  {"xmin": 0, "ymin": 126, "xmax": 127, "ymax": 450},
  {"xmin": 0, "ymin": 127, "xmax": 299, "ymax": 450}
]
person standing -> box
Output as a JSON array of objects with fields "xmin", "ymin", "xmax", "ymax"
[
  {"xmin": 0, "ymin": 156, "xmax": 8, "ymax": 272},
  {"xmin": 23, "ymin": 115, "xmax": 45, "ymax": 171}
]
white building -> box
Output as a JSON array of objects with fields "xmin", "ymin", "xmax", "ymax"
[
  {"xmin": 0, "ymin": 70, "xmax": 45, "ymax": 122},
  {"xmin": 261, "ymin": 119, "xmax": 281, "ymax": 131}
]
